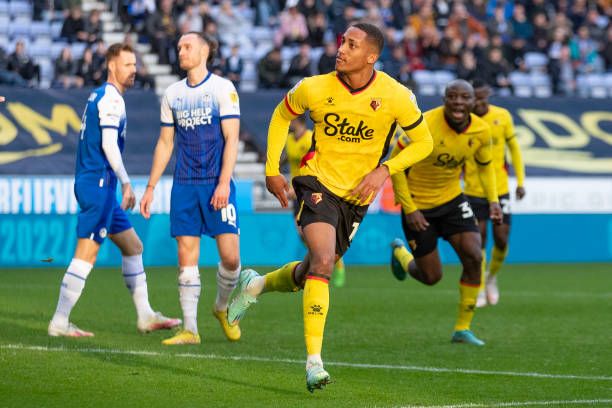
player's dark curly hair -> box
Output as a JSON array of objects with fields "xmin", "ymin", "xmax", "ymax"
[
  {"xmin": 350, "ymin": 22, "xmax": 384, "ymax": 55},
  {"xmin": 186, "ymin": 31, "xmax": 218, "ymax": 65},
  {"xmin": 471, "ymin": 78, "xmax": 489, "ymax": 90}
]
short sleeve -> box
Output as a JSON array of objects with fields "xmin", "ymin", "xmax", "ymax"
[
  {"xmin": 281, "ymin": 78, "xmax": 309, "ymax": 118},
  {"xmin": 395, "ymin": 85, "xmax": 423, "ymax": 131},
  {"xmin": 98, "ymin": 90, "xmax": 124, "ymax": 129},
  {"xmin": 160, "ymin": 91, "xmax": 173, "ymax": 126},
  {"xmin": 217, "ymin": 78, "xmax": 241, "ymax": 119}
]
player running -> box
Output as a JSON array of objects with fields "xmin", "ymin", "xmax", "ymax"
[
  {"xmin": 389, "ymin": 80, "xmax": 502, "ymax": 346},
  {"xmin": 465, "ymin": 79, "xmax": 526, "ymax": 307},
  {"xmin": 48, "ymin": 43, "xmax": 181, "ymax": 337},
  {"xmin": 228, "ymin": 23, "xmax": 433, "ymax": 392},
  {"xmin": 140, "ymin": 32, "xmax": 242, "ymax": 345}
]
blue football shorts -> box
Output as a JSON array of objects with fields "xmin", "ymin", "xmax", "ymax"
[
  {"xmin": 74, "ymin": 180, "xmax": 132, "ymax": 243},
  {"xmin": 170, "ymin": 181, "xmax": 240, "ymax": 238}
]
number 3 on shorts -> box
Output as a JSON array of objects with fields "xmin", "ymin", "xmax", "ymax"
[
  {"xmin": 458, "ymin": 201, "xmax": 474, "ymax": 219},
  {"xmin": 500, "ymin": 198, "xmax": 510, "ymax": 214}
]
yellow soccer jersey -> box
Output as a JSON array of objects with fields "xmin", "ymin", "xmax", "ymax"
[
  {"xmin": 464, "ymin": 105, "xmax": 525, "ymax": 197},
  {"xmin": 393, "ymin": 106, "xmax": 494, "ymax": 210},
  {"xmin": 266, "ymin": 70, "xmax": 433, "ymax": 204},
  {"xmin": 286, "ymin": 129, "xmax": 313, "ymax": 180}
]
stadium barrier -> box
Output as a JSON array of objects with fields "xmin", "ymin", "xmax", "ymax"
[{"xmin": 0, "ymin": 87, "xmax": 610, "ymax": 266}]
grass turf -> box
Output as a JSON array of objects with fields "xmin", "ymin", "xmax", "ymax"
[{"xmin": 0, "ymin": 263, "xmax": 611, "ymax": 407}]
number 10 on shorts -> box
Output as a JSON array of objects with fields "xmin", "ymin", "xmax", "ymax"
[{"xmin": 221, "ymin": 204, "xmax": 237, "ymax": 227}]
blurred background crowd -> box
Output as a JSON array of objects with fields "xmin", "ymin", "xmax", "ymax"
[{"xmin": 2, "ymin": 0, "xmax": 612, "ymax": 96}]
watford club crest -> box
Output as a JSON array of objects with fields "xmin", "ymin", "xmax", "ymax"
[
  {"xmin": 311, "ymin": 193, "xmax": 323, "ymax": 205},
  {"xmin": 370, "ymin": 97, "xmax": 382, "ymax": 111}
]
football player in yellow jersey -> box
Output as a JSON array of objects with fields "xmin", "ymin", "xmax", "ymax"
[
  {"xmin": 465, "ymin": 80, "xmax": 526, "ymax": 308},
  {"xmin": 284, "ymin": 115, "xmax": 348, "ymax": 287},
  {"xmin": 227, "ymin": 23, "xmax": 433, "ymax": 392},
  {"xmin": 389, "ymin": 80, "xmax": 503, "ymax": 346}
]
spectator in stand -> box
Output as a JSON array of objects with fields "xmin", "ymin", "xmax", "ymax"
[
  {"xmin": 568, "ymin": 0, "xmax": 587, "ymax": 28},
  {"xmin": 76, "ymin": 47, "xmax": 96, "ymax": 87},
  {"xmin": 532, "ymin": 12, "xmax": 550, "ymax": 53},
  {"xmin": 403, "ymin": 26, "xmax": 423, "ymax": 61},
  {"xmin": 124, "ymin": 34, "xmax": 155, "ymax": 89},
  {"xmin": 549, "ymin": 45, "xmax": 575, "ymax": 95},
  {"xmin": 275, "ymin": 0, "xmax": 309, "ymax": 46},
  {"xmin": 570, "ymin": 25, "xmax": 603, "ymax": 74},
  {"xmin": 437, "ymin": 25, "xmax": 463, "ymax": 70},
  {"xmin": 457, "ymin": 50, "xmax": 478, "ymax": 81},
  {"xmin": 178, "ymin": 3, "xmax": 203, "ymax": 33},
  {"xmin": 225, "ymin": 45, "xmax": 243, "ymax": 87},
  {"xmin": 433, "ymin": 0, "xmax": 452, "ymax": 29},
  {"xmin": 257, "ymin": 47, "xmax": 283, "ymax": 88},
  {"xmin": 526, "ymin": 0, "xmax": 552, "ymax": 22},
  {"xmin": 284, "ymin": 43, "xmax": 312, "ymax": 88},
  {"xmin": 298, "ymin": 0, "xmax": 322, "ymax": 20},
  {"xmin": 479, "ymin": 47, "xmax": 511, "ymax": 91},
  {"xmin": 383, "ymin": 45, "xmax": 409, "ymax": 84},
  {"xmin": 86, "ymin": 9, "xmax": 103, "ymax": 45},
  {"xmin": 216, "ymin": 0, "xmax": 252, "ymax": 48},
  {"xmin": 485, "ymin": 0, "xmax": 514, "ymax": 20},
  {"xmin": 548, "ymin": 11, "xmax": 573, "ymax": 40},
  {"xmin": 409, "ymin": 5, "xmax": 436, "ymax": 37},
  {"xmin": 504, "ymin": 37, "xmax": 527, "ymax": 69},
  {"xmin": 127, "ymin": 0, "xmax": 156, "ymax": 33},
  {"xmin": 447, "ymin": 3, "xmax": 487, "ymax": 41},
  {"xmin": 254, "ymin": 0, "xmax": 281, "ymax": 26},
  {"xmin": 600, "ymin": 26, "xmax": 612, "ymax": 71},
  {"xmin": 92, "ymin": 40, "xmax": 106, "ymax": 72},
  {"xmin": 511, "ymin": 4, "xmax": 532, "ymax": 41},
  {"xmin": 61, "ymin": 6, "xmax": 88, "ymax": 43},
  {"xmin": 53, "ymin": 46, "xmax": 78, "ymax": 88},
  {"xmin": 361, "ymin": 3, "xmax": 385, "ymax": 30},
  {"xmin": 486, "ymin": 5, "xmax": 513, "ymax": 43},
  {"xmin": 307, "ymin": 12, "xmax": 327, "ymax": 48},
  {"xmin": 199, "ymin": 2, "xmax": 214, "ymax": 30},
  {"xmin": 468, "ymin": 0, "xmax": 488, "ymax": 22},
  {"xmin": 145, "ymin": 0, "xmax": 178, "ymax": 65},
  {"xmin": 421, "ymin": 25, "xmax": 441, "ymax": 68},
  {"xmin": 332, "ymin": 6, "xmax": 356, "ymax": 39},
  {"xmin": 8, "ymin": 40, "xmax": 40, "ymax": 86},
  {"xmin": 0, "ymin": 46, "xmax": 28, "ymax": 86},
  {"xmin": 317, "ymin": 41, "xmax": 337, "ymax": 74},
  {"xmin": 585, "ymin": 9, "xmax": 607, "ymax": 43}
]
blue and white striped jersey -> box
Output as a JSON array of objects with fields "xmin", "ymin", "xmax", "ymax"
[
  {"xmin": 160, "ymin": 72, "xmax": 240, "ymax": 185},
  {"xmin": 75, "ymin": 83, "xmax": 127, "ymax": 185}
]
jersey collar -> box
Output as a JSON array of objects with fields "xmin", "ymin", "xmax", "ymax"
[
  {"xmin": 336, "ymin": 70, "xmax": 377, "ymax": 95},
  {"xmin": 187, "ymin": 71, "xmax": 211, "ymax": 88},
  {"xmin": 444, "ymin": 112, "xmax": 472, "ymax": 134},
  {"xmin": 105, "ymin": 82, "xmax": 121, "ymax": 94}
]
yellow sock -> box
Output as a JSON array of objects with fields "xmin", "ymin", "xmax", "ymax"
[
  {"xmin": 264, "ymin": 261, "xmax": 301, "ymax": 292},
  {"xmin": 455, "ymin": 282, "xmax": 479, "ymax": 332},
  {"xmin": 479, "ymin": 249, "xmax": 487, "ymax": 291},
  {"xmin": 489, "ymin": 246, "xmax": 509, "ymax": 277},
  {"xmin": 303, "ymin": 277, "xmax": 329, "ymax": 356},
  {"xmin": 393, "ymin": 246, "xmax": 414, "ymax": 272}
]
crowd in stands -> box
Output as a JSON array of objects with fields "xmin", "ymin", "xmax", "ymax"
[{"xmin": 3, "ymin": 0, "xmax": 612, "ymax": 96}]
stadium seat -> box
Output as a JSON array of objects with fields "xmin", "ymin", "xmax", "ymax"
[
  {"xmin": 249, "ymin": 26, "xmax": 273, "ymax": 42},
  {"xmin": 524, "ymin": 52, "xmax": 548, "ymax": 72},
  {"xmin": 509, "ymin": 71, "xmax": 532, "ymax": 97},
  {"xmin": 51, "ymin": 21, "xmax": 63, "ymax": 39},
  {"xmin": 71, "ymin": 42, "xmax": 87, "ymax": 59},
  {"xmin": 0, "ymin": 2, "xmax": 8, "ymax": 14},
  {"xmin": 530, "ymin": 72, "xmax": 552, "ymax": 97},
  {"xmin": 30, "ymin": 21, "xmax": 51, "ymax": 40},
  {"xmin": 8, "ymin": 18, "xmax": 31, "ymax": 39},
  {"xmin": 50, "ymin": 42, "xmax": 67, "ymax": 59},
  {"xmin": 584, "ymin": 74, "xmax": 607, "ymax": 98},
  {"xmin": 0, "ymin": 15, "xmax": 9, "ymax": 35},
  {"xmin": 9, "ymin": 1, "xmax": 31, "ymax": 18},
  {"xmin": 433, "ymin": 70, "xmax": 456, "ymax": 95},
  {"xmin": 604, "ymin": 73, "xmax": 612, "ymax": 98},
  {"xmin": 413, "ymin": 70, "xmax": 436, "ymax": 96}
]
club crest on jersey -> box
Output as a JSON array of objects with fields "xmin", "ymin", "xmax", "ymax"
[
  {"xmin": 201, "ymin": 93, "xmax": 212, "ymax": 105},
  {"xmin": 370, "ymin": 97, "xmax": 382, "ymax": 111},
  {"xmin": 311, "ymin": 193, "xmax": 323, "ymax": 205}
]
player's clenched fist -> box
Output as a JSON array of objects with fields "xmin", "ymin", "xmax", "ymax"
[{"xmin": 266, "ymin": 175, "xmax": 289, "ymax": 208}]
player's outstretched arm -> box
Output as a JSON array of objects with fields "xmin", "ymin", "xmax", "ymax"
[
  {"xmin": 140, "ymin": 126, "xmax": 174, "ymax": 218},
  {"xmin": 265, "ymin": 103, "xmax": 294, "ymax": 208},
  {"xmin": 506, "ymin": 137, "xmax": 526, "ymax": 200},
  {"xmin": 211, "ymin": 118, "xmax": 240, "ymax": 210},
  {"xmin": 101, "ymin": 128, "xmax": 135, "ymax": 211}
]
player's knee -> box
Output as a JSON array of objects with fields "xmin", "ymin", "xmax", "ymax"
[
  {"xmin": 422, "ymin": 270, "xmax": 442, "ymax": 285},
  {"xmin": 463, "ymin": 249, "xmax": 483, "ymax": 271},
  {"xmin": 309, "ymin": 255, "xmax": 335, "ymax": 278},
  {"xmin": 220, "ymin": 256, "xmax": 240, "ymax": 272}
]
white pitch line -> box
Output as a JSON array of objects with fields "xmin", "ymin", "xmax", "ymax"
[
  {"xmin": 399, "ymin": 399, "xmax": 612, "ymax": 408},
  {"xmin": 2, "ymin": 344, "xmax": 611, "ymax": 382}
]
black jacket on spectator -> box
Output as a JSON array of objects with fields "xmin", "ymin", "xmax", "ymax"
[
  {"xmin": 61, "ymin": 15, "xmax": 87, "ymax": 43},
  {"xmin": 8, "ymin": 52, "xmax": 40, "ymax": 82},
  {"xmin": 318, "ymin": 53, "xmax": 336, "ymax": 75}
]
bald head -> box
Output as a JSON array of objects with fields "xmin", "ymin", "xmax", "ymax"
[{"xmin": 444, "ymin": 79, "xmax": 474, "ymax": 98}]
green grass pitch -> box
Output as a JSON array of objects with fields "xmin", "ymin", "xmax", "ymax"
[{"xmin": 1, "ymin": 263, "xmax": 611, "ymax": 407}]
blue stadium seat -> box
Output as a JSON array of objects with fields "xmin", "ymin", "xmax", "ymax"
[
  {"xmin": 51, "ymin": 21, "xmax": 63, "ymax": 39},
  {"xmin": 30, "ymin": 21, "xmax": 51, "ymax": 39},
  {"xmin": 433, "ymin": 70, "xmax": 456, "ymax": 95},
  {"xmin": 50, "ymin": 41, "xmax": 67, "ymax": 59},
  {"xmin": 0, "ymin": 2, "xmax": 8, "ymax": 14},
  {"xmin": 29, "ymin": 39, "xmax": 52, "ymax": 58},
  {"xmin": 584, "ymin": 74, "xmax": 607, "ymax": 98},
  {"xmin": 0, "ymin": 15, "xmax": 9, "ymax": 35},
  {"xmin": 8, "ymin": 18, "xmax": 31, "ymax": 39},
  {"xmin": 0, "ymin": 34, "xmax": 8, "ymax": 48},
  {"xmin": 9, "ymin": 1, "xmax": 31, "ymax": 18},
  {"xmin": 530, "ymin": 72, "xmax": 552, "ymax": 97},
  {"xmin": 71, "ymin": 41, "xmax": 87, "ymax": 59},
  {"xmin": 509, "ymin": 71, "xmax": 532, "ymax": 97},
  {"xmin": 524, "ymin": 52, "xmax": 548, "ymax": 72},
  {"xmin": 413, "ymin": 70, "xmax": 436, "ymax": 96}
]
